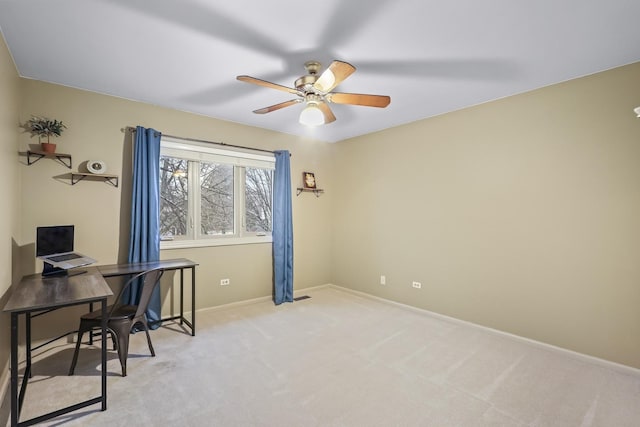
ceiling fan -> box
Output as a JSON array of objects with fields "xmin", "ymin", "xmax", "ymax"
[{"xmin": 237, "ymin": 60, "xmax": 391, "ymax": 126}]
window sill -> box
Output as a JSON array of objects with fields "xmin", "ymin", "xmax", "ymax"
[{"xmin": 160, "ymin": 235, "xmax": 272, "ymax": 250}]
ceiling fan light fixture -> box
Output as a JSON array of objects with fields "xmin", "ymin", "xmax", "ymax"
[
  {"xmin": 314, "ymin": 70, "xmax": 335, "ymax": 92},
  {"xmin": 299, "ymin": 103, "xmax": 324, "ymax": 126}
]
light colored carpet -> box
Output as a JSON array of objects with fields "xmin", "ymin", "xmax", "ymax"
[{"xmin": 9, "ymin": 286, "xmax": 640, "ymax": 426}]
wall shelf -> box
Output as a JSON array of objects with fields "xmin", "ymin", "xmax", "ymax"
[
  {"xmin": 71, "ymin": 172, "xmax": 119, "ymax": 187},
  {"xmin": 26, "ymin": 150, "xmax": 72, "ymax": 169},
  {"xmin": 296, "ymin": 188, "xmax": 324, "ymax": 197}
]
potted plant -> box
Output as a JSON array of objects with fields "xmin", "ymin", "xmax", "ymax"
[{"xmin": 26, "ymin": 116, "xmax": 67, "ymax": 153}]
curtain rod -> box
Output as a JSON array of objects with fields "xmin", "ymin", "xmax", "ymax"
[{"xmin": 126, "ymin": 126, "xmax": 282, "ymax": 156}]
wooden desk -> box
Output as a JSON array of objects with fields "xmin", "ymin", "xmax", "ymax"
[
  {"xmin": 3, "ymin": 270, "xmax": 113, "ymax": 427},
  {"xmin": 98, "ymin": 258, "xmax": 198, "ymax": 336},
  {"xmin": 3, "ymin": 258, "xmax": 197, "ymax": 425}
]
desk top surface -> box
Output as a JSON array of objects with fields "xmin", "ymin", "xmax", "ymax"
[
  {"xmin": 3, "ymin": 270, "xmax": 113, "ymax": 313},
  {"xmin": 97, "ymin": 258, "xmax": 198, "ymax": 277}
]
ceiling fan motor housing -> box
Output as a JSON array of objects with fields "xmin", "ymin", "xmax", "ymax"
[
  {"xmin": 295, "ymin": 74, "xmax": 319, "ymax": 93},
  {"xmin": 295, "ymin": 61, "xmax": 324, "ymax": 94}
]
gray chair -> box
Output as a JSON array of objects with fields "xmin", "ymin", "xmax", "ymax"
[{"xmin": 69, "ymin": 268, "xmax": 164, "ymax": 377}]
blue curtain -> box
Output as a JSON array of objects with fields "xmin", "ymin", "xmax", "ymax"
[
  {"xmin": 273, "ymin": 150, "xmax": 294, "ymax": 304},
  {"xmin": 124, "ymin": 126, "xmax": 162, "ymax": 327}
]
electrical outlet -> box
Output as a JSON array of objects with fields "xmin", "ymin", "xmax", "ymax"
[
  {"xmin": 220, "ymin": 278, "xmax": 230, "ymax": 286},
  {"xmin": 380, "ymin": 275, "xmax": 386, "ymax": 285},
  {"xmin": 412, "ymin": 281, "xmax": 422, "ymax": 289}
]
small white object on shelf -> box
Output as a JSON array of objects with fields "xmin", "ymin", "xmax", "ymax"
[{"xmin": 87, "ymin": 160, "xmax": 107, "ymax": 174}]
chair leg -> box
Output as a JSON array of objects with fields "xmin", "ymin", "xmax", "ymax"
[
  {"xmin": 68, "ymin": 326, "xmax": 87, "ymax": 376},
  {"xmin": 141, "ymin": 321, "xmax": 155, "ymax": 357},
  {"xmin": 110, "ymin": 321, "xmax": 132, "ymax": 377}
]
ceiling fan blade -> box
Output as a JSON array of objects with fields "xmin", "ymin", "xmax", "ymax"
[
  {"xmin": 317, "ymin": 102, "xmax": 336, "ymax": 124},
  {"xmin": 237, "ymin": 75, "xmax": 300, "ymax": 95},
  {"xmin": 328, "ymin": 92, "xmax": 391, "ymax": 108},
  {"xmin": 314, "ymin": 60, "xmax": 356, "ymax": 92},
  {"xmin": 253, "ymin": 99, "xmax": 302, "ymax": 114}
]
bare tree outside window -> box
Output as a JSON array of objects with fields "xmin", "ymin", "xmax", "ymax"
[
  {"xmin": 159, "ymin": 140, "xmax": 274, "ymax": 245},
  {"xmin": 245, "ymin": 167, "xmax": 273, "ymax": 233},
  {"xmin": 159, "ymin": 156, "xmax": 188, "ymax": 238},
  {"xmin": 200, "ymin": 162, "xmax": 234, "ymax": 235}
]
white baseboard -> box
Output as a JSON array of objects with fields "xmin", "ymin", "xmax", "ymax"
[
  {"xmin": 194, "ymin": 295, "xmax": 272, "ymax": 315},
  {"xmin": 293, "ymin": 284, "xmax": 332, "ymax": 297},
  {"xmin": 190, "ymin": 284, "xmax": 331, "ymax": 316},
  {"xmin": 328, "ymin": 284, "xmax": 640, "ymax": 378}
]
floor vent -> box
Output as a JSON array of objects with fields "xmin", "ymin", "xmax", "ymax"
[{"xmin": 293, "ymin": 295, "xmax": 311, "ymax": 301}]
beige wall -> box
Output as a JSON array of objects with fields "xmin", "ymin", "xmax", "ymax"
[
  {"xmin": 3, "ymin": 30, "xmax": 639, "ymax": 380},
  {"xmin": 0, "ymin": 33, "xmax": 22, "ymax": 410},
  {"xmin": 16, "ymin": 79, "xmax": 333, "ymax": 339},
  {"xmin": 331, "ymin": 62, "xmax": 640, "ymax": 368}
]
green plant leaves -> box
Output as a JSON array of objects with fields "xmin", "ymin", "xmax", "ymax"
[{"xmin": 26, "ymin": 116, "xmax": 66, "ymax": 137}]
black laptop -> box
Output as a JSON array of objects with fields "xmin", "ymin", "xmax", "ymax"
[{"xmin": 36, "ymin": 225, "xmax": 96, "ymax": 273}]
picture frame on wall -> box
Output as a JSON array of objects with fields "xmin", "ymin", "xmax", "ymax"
[{"xmin": 303, "ymin": 172, "xmax": 316, "ymax": 189}]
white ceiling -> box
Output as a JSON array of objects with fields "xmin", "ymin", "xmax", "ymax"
[{"xmin": 1, "ymin": 0, "xmax": 639, "ymax": 143}]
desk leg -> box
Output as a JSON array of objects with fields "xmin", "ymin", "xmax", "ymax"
[
  {"xmin": 180, "ymin": 269, "xmax": 184, "ymax": 326},
  {"xmin": 26, "ymin": 312, "xmax": 32, "ymax": 379},
  {"xmin": 89, "ymin": 302, "xmax": 94, "ymax": 345},
  {"xmin": 101, "ymin": 298, "xmax": 107, "ymax": 411},
  {"xmin": 10, "ymin": 313, "xmax": 18, "ymax": 427},
  {"xmin": 191, "ymin": 267, "xmax": 196, "ymax": 336}
]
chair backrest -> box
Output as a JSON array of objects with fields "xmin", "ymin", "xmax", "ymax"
[
  {"xmin": 133, "ymin": 268, "xmax": 164, "ymax": 319},
  {"xmin": 111, "ymin": 268, "xmax": 164, "ymax": 318}
]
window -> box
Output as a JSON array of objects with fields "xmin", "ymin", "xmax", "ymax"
[{"xmin": 159, "ymin": 137, "xmax": 275, "ymax": 248}]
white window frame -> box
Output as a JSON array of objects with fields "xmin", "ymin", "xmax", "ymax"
[{"xmin": 160, "ymin": 136, "xmax": 275, "ymax": 249}]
